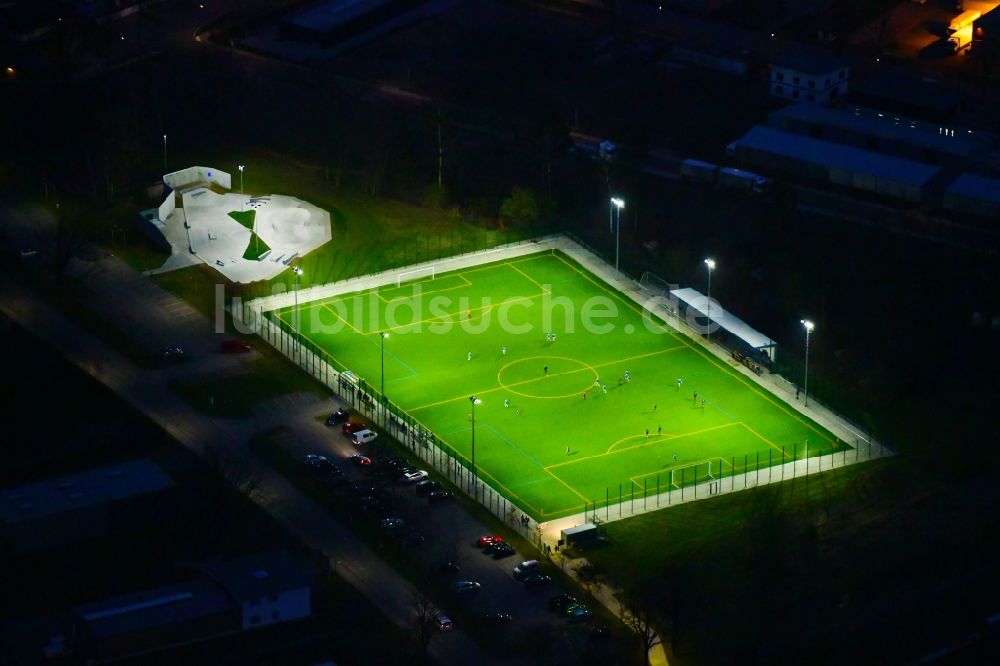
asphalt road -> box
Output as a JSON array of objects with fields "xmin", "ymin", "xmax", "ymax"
[{"xmin": 0, "ymin": 202, "xmax": 585, "ymax": 664}]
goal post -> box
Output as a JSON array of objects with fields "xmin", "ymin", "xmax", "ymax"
[
  {"xmin": 396, "ymin": 265, "xmax": 436, "ymax": 288},
  {"xmin": 670, "ymin": 458, "xmax": 724, "ymax": 490},
  {"xmin": 638, "ymin": 271, "xmax": 674, "ymax": 298}
]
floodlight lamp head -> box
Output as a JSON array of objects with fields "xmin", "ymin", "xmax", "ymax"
[
  {"xmin": 801, "ymin": 319, "xmax": 815, "ymax": 332},
  {"xmin": 610, "ymin": 197, "xmax": 625, "ymax": 209},
  {"xmin": 704, "ymin": 258, "xmax": 716, "ymax": 270},
  {"xmin": 470, "ymin": 396, "xmax": 481, "ymax": 405},
  {"xmin": 293, "ymin": 267, "xmax": 303, "ymax": 276},
  {"xmin": 238, "ymin": 164, "xmax": 245, "ymax": 172},
  {"xmin": 381, "ymin": 331, "xmax": 389, "ymax": 339}
]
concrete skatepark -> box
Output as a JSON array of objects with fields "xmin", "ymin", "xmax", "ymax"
[{"xmin": 140, "ymin": 166, "xmax": 331, "ymax": 283}]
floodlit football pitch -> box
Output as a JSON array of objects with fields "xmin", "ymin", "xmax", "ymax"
[{"xmin": 276, "ymin": 251, "xmax": 848, "ymax": 520}]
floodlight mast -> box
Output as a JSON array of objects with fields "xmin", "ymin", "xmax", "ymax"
[
  {"xmin": 801, "ymin": 319, "xmax": 815, "ymax": 407},
  {"xmin": 704, "ymin": 258, "xmax": 716, "ymax": 341},
  {"xmin": 469, "ymin": 396, "xmax": 481, "ymax": 497},
  {"xmin": 610, "ymin": 197, "xmax": 625, "ymax": 275},
  {"xmin": 380, "ymin": 332, "xmax": 389, "ymax": 409},
  {"xmin": 293, "ymin": 266, "xmax": 303, "ymax": 359}
]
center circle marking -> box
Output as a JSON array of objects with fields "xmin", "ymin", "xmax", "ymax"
[{"xmin": 497, "ymin": 355, "xmax": 599, "ymax": 399}]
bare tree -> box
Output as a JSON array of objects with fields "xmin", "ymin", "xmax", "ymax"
[
  {"xmin": 619, "ymin": 586, "xmax": 664, "ymax": 666},
  {"xmin": 34, "ymin": 217, "xmax": 92, "ymax": 276},
  {"xmin": 204, "ymin": 444, "xmax": 269, "ymax": 504},
  {"xmin": 410, "ymin": 589, "xmax": 439, "ymax": 662}
]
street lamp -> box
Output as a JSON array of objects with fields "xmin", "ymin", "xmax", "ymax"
[
  {"xmin": 293, "ymin": 266, "xmax": 303, "ymax": 360},
  {"xmin": 238, "ymin": 164, "xmax": 245, "ymax": 213},
  {"xmin": 801, "ymin": 319, "xmax": 814, "ymax": 407},
  {"xmin": 469, "ymin": 396, "xmax": 481, "ymax": 497},
  {"xmin": 610, "ymin": 197, "xmax": 625, "ymax": 275},
  {"xmin": 379, "ymin": 332, "xmax": 389, "ymax": 408},
  {"xmin": 162, "ymin": 133, "xmax": 167, "ymax": 172},
  {"xmin": 704, "ymin": 258, "xmax": 716, "ymax": 341}
]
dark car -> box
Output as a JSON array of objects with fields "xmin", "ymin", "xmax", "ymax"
[
  {"xmin": 398, "ymin": 530, "xmax": 426, "ymax": 547},
  {"xmin": 428, "ymin": 489, "xmax": 452, "ymax": 503},
  {"xmin": 325, "ymin": 408, "xmax": 349, "ymax": 426},
  {"xmin": 384, "ymin": 456, "xmax": 405, "ymax": 469},
  {"xmin": 434, "ymin": 560, "xmax": 459, "ymax": 575},
  {"xmin": 564, "ymin": 604, "xmax": 593, "ymax": 623},
  {"xmin": 415, "ymin": 479, "xmax": 440, "ymax": 495},
  {"xmin": 491, "ymin": 543, "xmax": 515, "ymax": 559},
  {"xmin": 342, "ymin": 421, "xmax": 365, "ymax": 436},
  {"xmin": 349, "ymin": 454, "xmax": 372, "ymax": 466},
  {"xmin": 307, "ymin": 458, "xmax": 336, "ymax": 474},
  {"xmin": 549, "ymin": 593, "xmax": 578, "ymax": 612},
  {"xmin": 221, "ymin": 339, "xmax": 252, "ymax": 353},
  {"xmin": 483, "ymin": 612, "xmax": 512, "ymax": 625},
  {"xmin": 522, "ymin": 574, "xmax": 551, "ymax": 587},
  {"xmin": 159, "ymin": 346, "xmax": 185, "ymax": 362}
]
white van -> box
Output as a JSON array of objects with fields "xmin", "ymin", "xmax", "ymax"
[{"xmin": 351, "ymin": 429, "xmax": 378, "ymax": 446}]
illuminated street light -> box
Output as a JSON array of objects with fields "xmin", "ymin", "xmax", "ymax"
[
  {"xmin": 379, "ymin": 332, "xmax": 390, "ymax": 408},
  {"xmin": 801, "ymin": 319, "xmax": 815, "ymax": 407},
  {"xmin": 704, "ymin": 258, "xmax": 716, "ymax": 341},
  {"xmin": 469, "ymin": 396, "xmax": 482, "ymax": 497},
  {"xmin": 610, "ymin": 197, "xmax": 625, "ymax": 275},
  {"xmin": 293, "ymin": 266, "xmax": 304, "ymax": 360},
  {"xmin": 162, "ymin": 133, "xmax": 167, "ymax": 172}
]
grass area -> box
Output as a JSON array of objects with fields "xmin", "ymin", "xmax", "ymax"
[
  {"xmin": 228, "ymin": 209, "xmax": 256, "ymax": 231},
  {"xmin": 169, "ymin": 354, "xmax": 326, "ymax": 418},
  {"xmin": 274, "ymin": 251, "xmax": 846, "ymax": 520}
]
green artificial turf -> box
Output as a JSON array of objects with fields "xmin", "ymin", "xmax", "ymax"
[{"xmin": 274, "ymin": 251, "xmax": 847, "ymax": 520}]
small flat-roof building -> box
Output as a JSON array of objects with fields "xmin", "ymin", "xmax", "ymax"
[
  {"xmin": 729, "ymin": 126, "xmax": 942, "ymax": 203},
  {"xmin": 0, "ymin": 459, "xmax": 174, "ymax": 554},
  {"xmin": 201, "ymin": 551, "xmax": 313, "ymax": 631},
  {"xmin": 767, "ymin": 103, "xmax": 992, "ymax": 168},
  {"xmin": 851, "ymin": 72, "xmax": 964, "ymax": 123},
  {"xmin": 74, "ymin": 581, "xmax": 237, "ymax": 661},
  {"xmin": 770, "ymin": 49, "xmax": 848, "ymax": 105},
  {"xmin": 943, "ymin": 173, "xmax": 1000, "ymax": 219},
  {"xmin": 972, "ymin": 7, "xmax": 1000, "ymax": 55}
]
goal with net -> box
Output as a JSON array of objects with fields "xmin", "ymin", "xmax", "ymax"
[
  {"xmin": 670, "ymin": 458, "xmax": 724, "ymax": 490},
  {"xmin": 396, "ymin": 266, "xmax": 436, "ymax": 288}
]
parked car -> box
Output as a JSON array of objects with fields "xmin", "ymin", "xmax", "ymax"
[
  {"xmin": 303, "ymin": 453, "xmax": 327, "ymax": 463},
  {"xmin": 159, "ymin": 346, "xmax": 185, "ymax": 362},
  {"xmin": 342, "ymin": 421, "xmax": 365, "ymax": 435},
  {"xmin": 399, "ymin": 530, "xmax": 426, "ymax": 547},
  {"xmin": 325, "ymin": 408, "xmax": 349, "ymax": 426},
  {"xmin": 435, "ymin": 613, "xmax": 454, "ymax": 631},
  {"xmin": 351, "ymin": 429, "xmax": 378, "ymax": 446},
  {"xmin": 549, "ymin": 593, "xmax": 578, "ymax": 612},
  {"xmin": 220, "ymin": 339, "xmax": 252, "ymax": 353},
  {"xmin": 307, "ymin": 458, "xmax": 336, "ymax": 474},
  {"xmin": 415, "ymin": 479, "xmax": 440, "ymax": 495},
  {"xmin": 477, "ymin": 535, "xmax": 502, "ymax": 548},
  {"xmin": 428, "ymin": 489, "xmax": 452, "ymax": 503},
  {"xmin": 483, "ymin": 612, "xmax": 512, "ymax": 625},
  {"xmin": 513, "ymin": 560, "xmax": 539, "ymax": 580},
  {"xmin": 434, "ymin": 560, "xmax": 459, "ymax": 575},
  {"xmin": 349, "ymin": 454, "xmax": 372, "ymax": 466},
  {"xmin": 564, "ymin": 604, "xmax": 593, "ymax": 623},
  {"xmin": 522, "ymin": 574, "xmax": 551, "ymax": 588},
  {"xmin": 491, "ymin": 543, "xmax": 515, "ymax": 559},
  {"xmin": 452, "ymin": 580, "xmax": 481, "ymax": 594},
  {"xmin": 483, "ymin": 539, "xmax": 509, "ymax": 554},
  {"xmin": 380, "ymin": 517, "xmax": 405, "ymax": 530},
  {"xmin": 402, "ymin": 470, "xmax": 429, "ymax": 484},
  {"xmin": 383, "ymin": 456, "xmax": 405, "ymax": 469}
]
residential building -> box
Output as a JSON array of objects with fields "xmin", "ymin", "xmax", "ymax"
[{"xmin": 770, "ymin": 50, "xmax": 848, "ymax": 104}]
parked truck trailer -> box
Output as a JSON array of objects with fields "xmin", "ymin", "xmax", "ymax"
[{"xmin": 718, "ymin": 167, "xmax": 770, "ymax": 195}]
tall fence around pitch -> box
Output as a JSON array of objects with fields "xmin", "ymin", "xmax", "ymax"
[
  {"xmin": 232, "ymin": 231, "xmax": 893, "ymax": 540},
  {"xmin": 232, "ymin": 298, "xmax": 546, "ymax": 549}
]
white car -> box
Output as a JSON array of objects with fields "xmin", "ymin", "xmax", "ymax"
[
  {"xmin": 402, "ymin": 470, "xmax": 429, "ymax": 484},
  {"xmin": 513, "ymin": 560, "xmax": 539, "ymax": 580}
]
